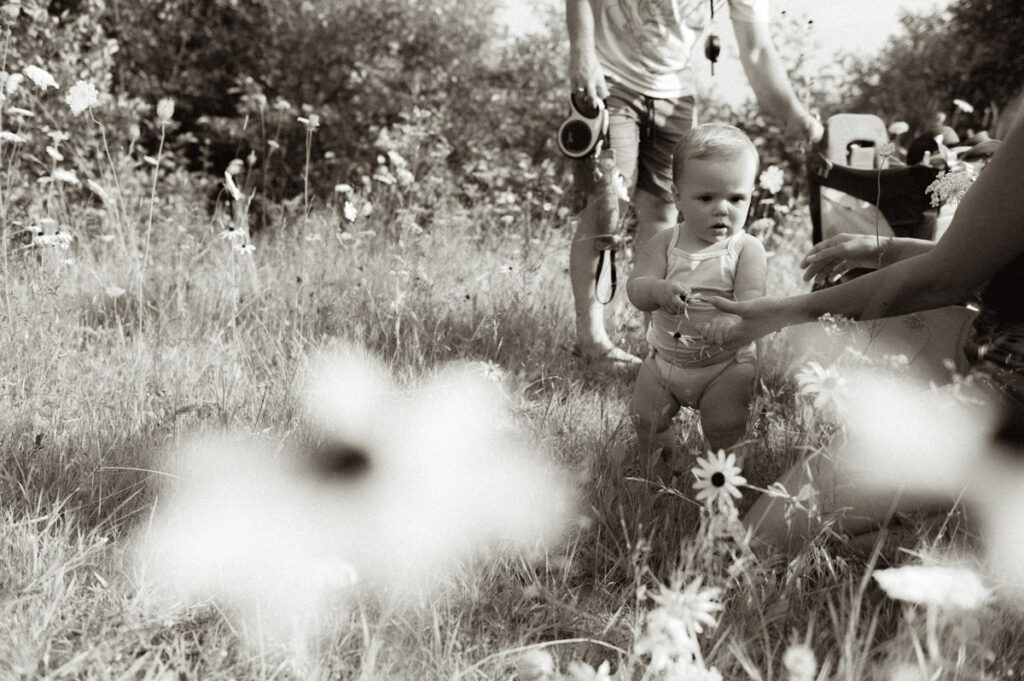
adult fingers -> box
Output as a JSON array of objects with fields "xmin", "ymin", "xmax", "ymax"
[{"xmin": 707, "ymin": 296, "xmax": 739, "ymax": 314}]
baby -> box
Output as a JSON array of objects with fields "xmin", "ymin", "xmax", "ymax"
[{"xmin": 626, "ymin": 122, "xmax": 767, "ymax": 473}]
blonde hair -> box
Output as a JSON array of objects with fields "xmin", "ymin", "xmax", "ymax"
[{"xmin": 671, "ymin": 123, "xmax": 759, "ymax": 186}]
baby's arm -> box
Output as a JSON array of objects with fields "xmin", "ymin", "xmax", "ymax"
[
  {"xmin": 733, "ymin": 234, "xmax": 768, "ymax": 301},
  {"xmin": 626, "ymin": 228, "xmax": 689, "ymax": 314}
]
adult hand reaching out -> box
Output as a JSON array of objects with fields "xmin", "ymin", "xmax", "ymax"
[
  {"xmin": 706, "ymin": 296, "xmax": 785, "ymax": 346},
  {"xmin": 800, "ymin": 234, "xmax": 888, "ymax": 286}
]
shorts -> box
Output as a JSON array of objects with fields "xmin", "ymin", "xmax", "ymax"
[
  {"xmin": 574, "ymin": 81, "xmax": 696, "ymax": 206},
  {"xmin": 645, "ymin": 345, "xmax": 756, "ymax": 410}
]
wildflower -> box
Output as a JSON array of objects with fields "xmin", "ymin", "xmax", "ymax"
[
  {"xmin": 749, "ymin": 216, "xmax": 775, "ymax": 237},
  {"xmin": 65, "ymin": 80, "xmax": 98, "ymax": 115},
  {"xmin": 649, "ymin": 575, "xmax": 723, "ymax": 641},
  {"xmin": 225, "ymin": 158, "xmax": 245, "ymax": 176},
  {"xmin": 51, "ymin": 168, "xmax": 79, "ymax": 185},
  {"xmin": 105, "ymin": 285, "xmax": 125, "ymax": 298},
  {"xmin": 926, "ymin": 167, "xmax": 975, "ymax": 207},
  {"xmin": 0, "ymin": 4, "xmax": 21, "ymax": 22},
  {"xmin": 272, "ymin": 97, "xmax": 292, "ymax": 112},
  {"xmin": 782, "ymin": 643, "xmax": 817, "ymax": 681},
  {"xmin": 952, "ymin": 98, "xmax": 974, "ymax": 114},
  {"xmin": 4, "ymin": 72, "xmax": 23, "ymax": 94},
  {"xmin": 0, "ymin": 130, "xmax": 26, "ymax": 143},
  {"xmin": 45, "ymin": 145, "xmax": 62, "ymax": 160},
  {"xmin": 795, "ymin": 360, "xmax": 847, "ymax": 410},
  {"xmin": 395, "ymin": 167, "xmax": 415, "ymax": 186},
  {"xmin": 372, "ymin": 165, "xmax": 396, "ymax": 185},
  {"xmin": 86, "ymin": 179, "xmax": 109, "ymax": 204},
  {"xmin": 342, "ymin": 201, "xmax": 358, "ymax": 222},
  {"xmin": 873, "ymin": 565, "xmax": 990, "ymax": 610},
  {"xmin": 878, "ymin": 141, "xmax": 897, "ymax": 160},
  {"xmin": 567, "ymin": 660, "xmax": 612, "ymax": 681},
  {"xmin": 759, "ymin": 165, "xmax": 785, "ymax": 194},
  {"xmin": 887, "ymin": 121, "xmax": 909, "ymax": 136},
  {"xmin": 297, "ymin": 113, "xmax": 320, "ymax": 131},
  {"xmin": 468, "ymin": 360, "xmax": 506, "ymax": 386},
  {"xmin": 22, "ymin": 65, "xmax": 57, "ymax": 90},
  {"xmin": 334, "ymin": 183, "xmax": 353, "ymax": 194},
  {"xmin": 692, "ymin": 449, "xmax": 746, "ymax": 510},
  {"xmin": 156, "ymin": 97, "xmax": 175, "ymax": 126},
  {"xmin": 233, "ymin": 242, "xmax": 256, "ymax": 255},
  {"xmin": 5, "ymin": 105, "xmax": 32, "ymax": 117},
  {"xmin": 516, "ymin": 649, "xmax": 555, "ymax": 681},
  {"xmin": 386, "ymin": 150, "xmax": 408, "ymax": 169},
  {"xmin": 219, "ymin": 227, "xmax": 248, "ymax": 246},
  {"xmin": 32, "ymin": 229, "xmax": 73, "ymax": 250}
]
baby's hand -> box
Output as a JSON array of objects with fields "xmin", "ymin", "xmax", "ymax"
[
  {"xmin": 657, "ymin": 281, "xmax": 691, "ymax": 315},
  {"xmin": 699, "ymin": 315, "xmax": 740, "ymax": 347}
]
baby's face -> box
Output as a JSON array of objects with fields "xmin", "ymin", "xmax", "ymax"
[{"xmin": 674, "ymin": 153, "xmax": 756, "ymax": 245}]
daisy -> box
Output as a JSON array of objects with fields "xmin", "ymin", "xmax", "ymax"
[
  {"xmin": 649, "ymin": 575, "xmax": 723, "ymax": 640},
  {"xmin": 795, "ymin": 360, "xmax": 847, "ymax": 410},
  {"xmin": 692, "ymin": 449, "xmax": 746, "ymax": 510},
  {"xmin": 65, "ymin": 80, "xmax": 98, "ymax": 115}
]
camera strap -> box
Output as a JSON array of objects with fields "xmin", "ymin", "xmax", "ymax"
[{"xmin": 591, "ymin": 150, "xmax": 622, "ymax": 305}]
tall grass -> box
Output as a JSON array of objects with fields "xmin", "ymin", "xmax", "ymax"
[{"xmin": 3, "ymin": 172, "xmax": 1022, "ymax": 680}]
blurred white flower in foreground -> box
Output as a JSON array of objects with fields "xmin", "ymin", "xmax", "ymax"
[
  {"xmin": 831, "ymin": 368, "xmax": 1024, "ymax": 596},
  {"xmin": 873, "ymin": 565, "xmax": 990, "ymax": 610},
  {"xmin": 133, "ymin": 344, "xmax": 577, "ymax": 647}
]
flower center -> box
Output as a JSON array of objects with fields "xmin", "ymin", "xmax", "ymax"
[{"xmin": 711, "ymin": 472, "xmax": 726, "ymax": 487}]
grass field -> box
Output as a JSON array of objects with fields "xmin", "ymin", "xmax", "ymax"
[{"xmin": 3, "ymin": 137, "xmax": 1024, "ymax": 681}]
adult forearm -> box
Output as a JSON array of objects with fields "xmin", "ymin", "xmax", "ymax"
[
  {"xmin": 785, "ymin": 254, "xmax": 959, "ymax": 324},
  {"xmin": 566, "ymin": 0, "xmax": 595, "ymax": 54},
  {"xmin": 881, "ymin": 238, "xmax": 934, "ymax": 267},
  {"xmin": 734, "ymin": 22, "xmax": 814, "ymax": 136}
]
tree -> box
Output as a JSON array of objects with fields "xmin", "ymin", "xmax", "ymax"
[{"xmin": 846, "ymin": 0, "xmax": 1024, "ymax": 137}]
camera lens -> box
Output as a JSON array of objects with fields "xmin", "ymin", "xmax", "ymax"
[
  {"xmin": 560, "ymin": 120, "xmax": 593, "ymax": 154},
  {"xmin": 571, "ymin": 92, "xmax": 600, "ymax": 119}
]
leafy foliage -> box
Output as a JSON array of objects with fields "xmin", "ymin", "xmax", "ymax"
[{"xmin": 845, "ymin": 0, "xmax": 1024, "ymax": 137}]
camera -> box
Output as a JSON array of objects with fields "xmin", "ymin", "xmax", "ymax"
[{"xmin": 557, "ymin": 92, "xmax": 608, "ymax": 159}]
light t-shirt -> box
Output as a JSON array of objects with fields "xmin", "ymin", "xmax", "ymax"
[{"xmin": 592, "ymin": 0, "xmax": 769, "ymax": 99}]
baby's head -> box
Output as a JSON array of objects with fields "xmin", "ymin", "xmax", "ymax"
[{"xmin": 672, "ymin": 123, "xmax": 759, "ymax": 244}]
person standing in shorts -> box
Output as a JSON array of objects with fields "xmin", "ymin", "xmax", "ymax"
[{"xmin": 566, "ymin": 0, "xmax": 823, "ymax": 365}]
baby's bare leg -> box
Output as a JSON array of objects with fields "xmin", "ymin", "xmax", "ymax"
[
  {"xmin": 629, "ymin": 357, "xmax": 681, "ymax": 475},
  {"xmin": 698, "ymin": 361, "xmax": 755, "ymax": 454}
]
